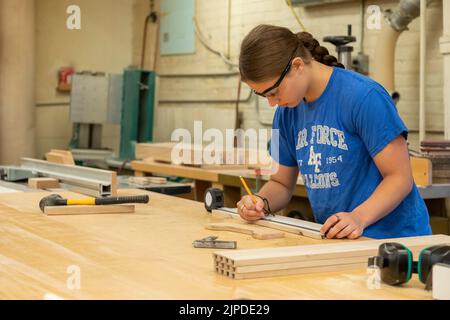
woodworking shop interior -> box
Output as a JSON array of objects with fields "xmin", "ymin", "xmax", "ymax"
[{"xmin": 1, "ymin": 0, "xmax": 450, "ymax": 301}]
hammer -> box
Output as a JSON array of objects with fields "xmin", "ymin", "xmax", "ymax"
[{"xmin": 39, "ymin": 194, "xmax": 149, "ymax": 212}]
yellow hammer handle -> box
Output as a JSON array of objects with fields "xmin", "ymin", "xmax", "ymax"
[{"xmin": 67, "ymin": 198, "xmax": 96, "ymax": 205}]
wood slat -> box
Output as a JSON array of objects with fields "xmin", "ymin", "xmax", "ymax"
[
  {"xmin": 206, "ymin": 222, "xmax": 284, "ymax": 240},
  {"xmin": 213, "ymin": 235, "xmax": 450, "ymax": 279}
]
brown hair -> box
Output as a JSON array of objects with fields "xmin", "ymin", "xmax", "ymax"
[{"xmin": 239, "ymin": 24, "xmax": 344, "ymax": 82}]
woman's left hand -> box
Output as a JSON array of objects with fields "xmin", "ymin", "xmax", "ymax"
[{"xmin": 320, "ymin": 211, "xmax": 367, "ymax": 240}]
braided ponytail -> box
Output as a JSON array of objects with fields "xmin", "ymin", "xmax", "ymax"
[
  {"xmin": 296, "ymin": 32, "xmax": 345, "ymax": 69},
  {"xmin": 239, "ymin": 25, "xmax": 344, "ymax": 82}
]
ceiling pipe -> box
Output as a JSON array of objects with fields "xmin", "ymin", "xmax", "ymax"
[
  {"xmin": 372, "ymin": 0, "xmax": 432, "ymax": 144},
  {"xmin": 373, "ymin": 0, "xmax": 430, "ymax": 94}
]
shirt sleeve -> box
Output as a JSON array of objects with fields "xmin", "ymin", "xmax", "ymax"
[
  {"xmin": 352, "ymin": 88, "xmax": 408, "ymax": 158},
  {"xmin": 269, "ymin": 107, "xmax": 298, "ymax": 167}
]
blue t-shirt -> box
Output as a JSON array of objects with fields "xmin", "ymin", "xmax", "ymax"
[{"xmin": 270, "ymin": 67, "xmax": 431, "ymax": 239}]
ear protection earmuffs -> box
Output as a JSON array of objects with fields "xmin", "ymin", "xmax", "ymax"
[{"xmin": 368, "ymin": 243, "xmax": 450, "ymax": 288}]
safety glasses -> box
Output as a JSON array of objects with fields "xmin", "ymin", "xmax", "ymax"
[{"xmin": 252, "ymin": 46, "xmax": 298, "ymax": 98}]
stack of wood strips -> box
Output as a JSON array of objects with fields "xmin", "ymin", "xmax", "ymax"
[
  {"xmin": 213, "ymin": 235, "xmax": 450, "ymax": 279},
  {"xmin": 135, "ymin": 142, "xmax": 271, "ymax": 169},
  {"xmin": 420, "ymin": 140, "xmax": 450, "ymax": 183},
  {"xmin": 420, "ymin": 140, "xmax": 450, "ymax": 157}
]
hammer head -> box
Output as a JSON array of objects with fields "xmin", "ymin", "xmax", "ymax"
[{"xmin": 39, "ymin": 194, "xmax": 65, "ymax": 212}]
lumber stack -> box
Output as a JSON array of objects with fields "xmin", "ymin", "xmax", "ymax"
[
  {"xmin": 420, "ymin": 140, "xmax": 450, "ymax": 157},
  {"xmin": 420, "ymin": 140, "xmax": 450, "ymax": 183},
  {"xmin": 213, "ymin": 234, "xmax": 450, "ymax": 279},
  {"xmin": 135, "ymin": 142, "xmax": 271, "ymax": 169}
]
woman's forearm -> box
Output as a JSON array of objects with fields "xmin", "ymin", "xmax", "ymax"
[
  {"xmin": 256, "ymin": 179, "xmax": 294, "ymax": 213},
  {"xmin": 353, "ymin": 174, "xmax": 413, "ymax": 228}
]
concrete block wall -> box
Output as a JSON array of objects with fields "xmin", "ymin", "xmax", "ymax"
[
  {"xmin": 34, "ymin": 0, "xmax": 445, "ymax": 156},
  {"xmin": 35, "ymin": 0, "xmax": 134, "ymax": 158},
  {"xmin": 153, "ymin": 0, "xmax": 445, "ymax": 151}
]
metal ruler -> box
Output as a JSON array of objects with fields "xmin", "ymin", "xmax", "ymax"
[{"xmin": 218, "ymin": 207, "xmax": 324, "ymax": 238}]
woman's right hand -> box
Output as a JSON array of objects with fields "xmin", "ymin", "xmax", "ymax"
[{"xmin": 237, "ymin": 195, "xmax": 265, "ymax": 221}]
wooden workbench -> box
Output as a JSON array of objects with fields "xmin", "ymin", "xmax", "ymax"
[
  {"xmin": 131, "ymin": 159, "xmax": 224, "ymax": 201},
  {"xmin": 0, "ymin": 189, "xmax": 432, "ymax": 299},
  {"xmin": 131, "ymin": 159, "xmax": 307, "ymax": 202},
  {"xmin": 131, "ymin": 159, "xmax": 450, "ymax": 232}
]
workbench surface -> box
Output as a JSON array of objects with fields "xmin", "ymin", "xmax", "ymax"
[{"xmin": 0, "ymin": 189, "xmax": 431, "ymax": 299}]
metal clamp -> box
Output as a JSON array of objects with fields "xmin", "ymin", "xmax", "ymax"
[{"xmin": 192, "ymin": 236, "xmax": 236, "ymax": 249}]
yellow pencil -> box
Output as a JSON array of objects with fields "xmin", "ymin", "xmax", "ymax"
[{"xmin": 239, "ymin": 176, "xmax": 257, "ymax": 204}]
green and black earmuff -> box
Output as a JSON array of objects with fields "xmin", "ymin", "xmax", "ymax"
[{"xmin": 368, "ymin": 243, "xmax": 450, "ymax": 287}]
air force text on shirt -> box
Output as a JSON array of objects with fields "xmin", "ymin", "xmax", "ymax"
[{"xmin": 296, "ymin": 125, "xmax": 348, "ymax": 190}]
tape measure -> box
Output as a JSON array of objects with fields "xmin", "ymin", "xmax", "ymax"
[{"xmin": 204, "ymin": 188, "xmax": 224, "ymax": 212}]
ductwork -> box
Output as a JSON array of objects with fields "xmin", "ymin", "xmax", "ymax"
[
  {"xmin": 384, "ymin": 0, "xmax": 422, "ymax": 32},
  {"xmin": 372, "ymin": 0, "xmax": 431, "ymax": 96}
]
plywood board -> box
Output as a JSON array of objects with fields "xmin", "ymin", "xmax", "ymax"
[{"xmin": 411, "ymin": 156, "xmax": 432, "ymax": 186}]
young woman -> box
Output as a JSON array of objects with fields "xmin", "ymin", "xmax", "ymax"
[{"xmin": 236, "ymin": 24, "xmax": 431, "ymax": 239}]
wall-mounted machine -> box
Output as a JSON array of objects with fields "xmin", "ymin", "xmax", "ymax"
[{"xmin": 69, "ymin": 68, "xmax": 157, "ymax": 165}]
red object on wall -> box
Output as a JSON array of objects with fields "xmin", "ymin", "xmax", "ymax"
[{"xmin": 57, "ymin": 67, "xmax": 74, "ymax": 92}]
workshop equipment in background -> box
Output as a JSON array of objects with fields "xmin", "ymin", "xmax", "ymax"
[
  {"xmin": 368, "ymin": 242, "xmax": 450, "ymax": 289},
  {"xmin": 68, "ymin": 68, "xmax": 157, "ymax": 167},
  {"xmin": 212, "ymin": 207, "xmax": 324, "ymax": 240},
  {"xmin": 70, "ymin": 71, "xmax": 122, "ymax": 153},
  {"xmin": 193, "ymin": 236, "xmax": 237, "ymax": 249},
  {"xmin": 204, "ymin": 187, "xmax": 224, "ymax": 212},
  {"xmin": 213, "ymin": 235, "xmax": 450, "ymax": 280},
  {"xmin": 206, "ymin": 222, "xmax": 284, "ymax": 240},
  {"xmin": 323, "ymin": 25, "xmax": 356, "ymax": 70},
  {"xmin": 20, "ymin": 157, "xmax": 117, "ymax": 197},
  {"xmin": 39, "ymin": 193, "xmax": 149, "ymax": 216},
  {"xmin": 0, "ymin": 166, "xmax": 37, "ymax": 182},
  {"xmin": 119, "ymin": 68, "xmax": 156, "ymax": 160}
]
